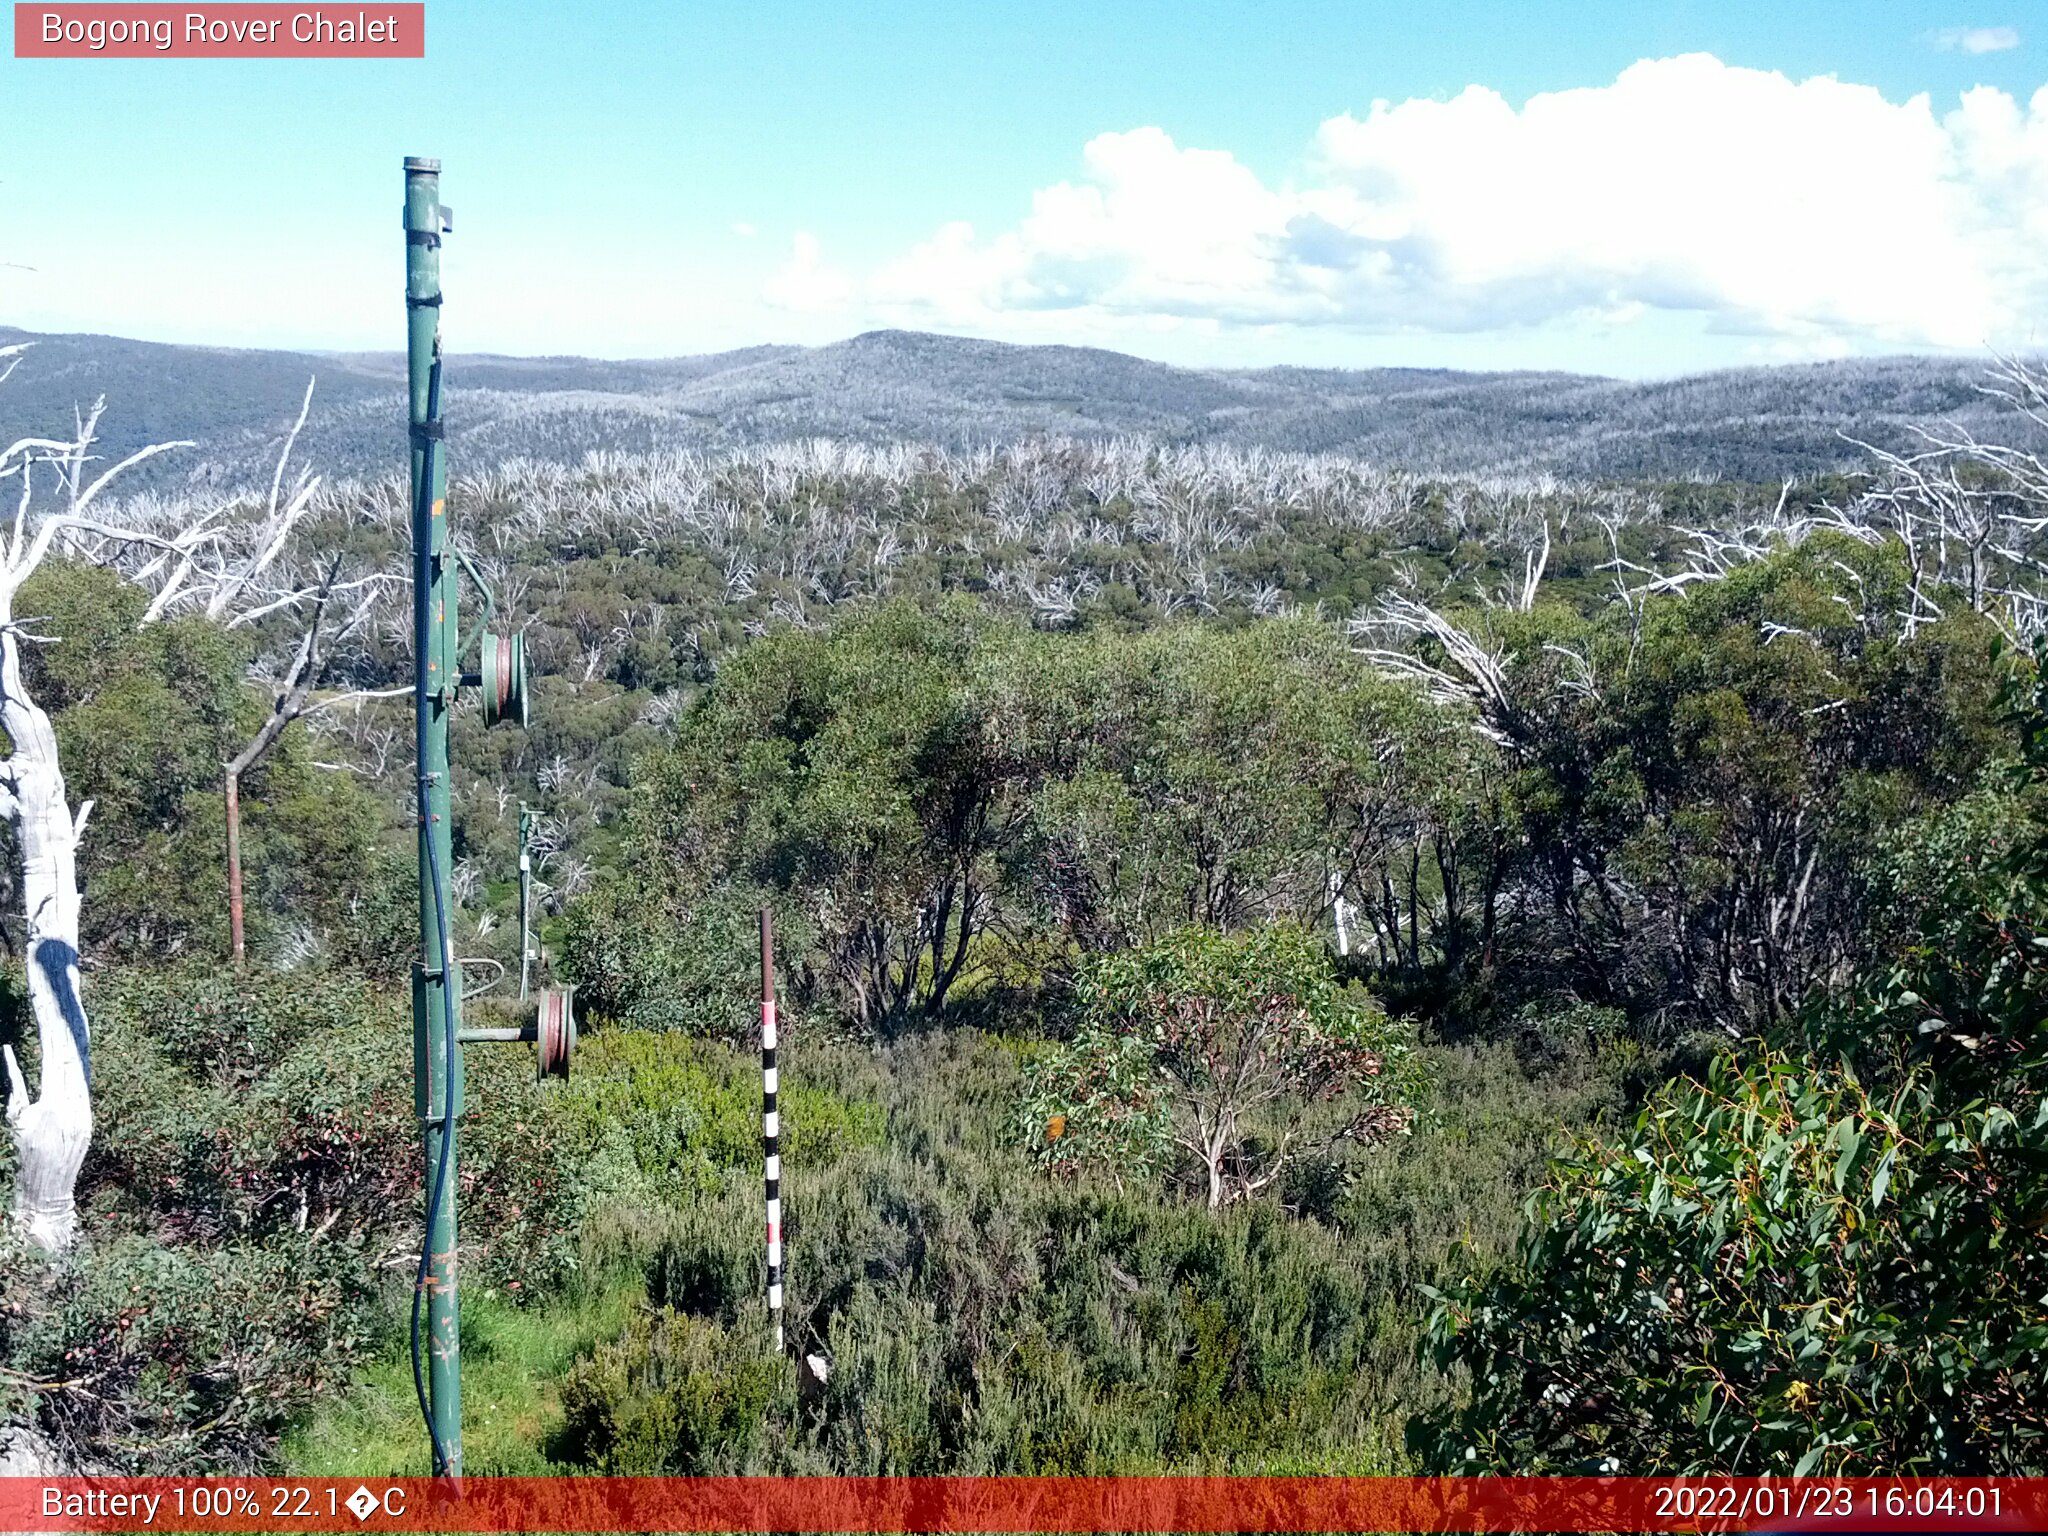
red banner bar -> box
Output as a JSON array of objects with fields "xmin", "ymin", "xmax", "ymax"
[
  {"xmin": 0, "ymin": 1477, "xmax": 2039, "ymax": 1533},
  {"xmin": 13, "ymin": 4, "xmax": 424, "ymax": 57}
]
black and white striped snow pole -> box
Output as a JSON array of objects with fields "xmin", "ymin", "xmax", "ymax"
[{"xmin": 761, "ymin": 908, "xmax": 783, "ymax": 1354}]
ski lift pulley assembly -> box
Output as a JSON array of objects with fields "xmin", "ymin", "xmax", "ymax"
[
  {"xmin": 479, "ymin": 630, "xmax": 528, "ymax": 729},
  {"xmin": 455, "ymin": 984, "xmax": 579, "ymax": 1080},
  {"xmin": 450, "ymin": 543, "xmax": 529, "ymax": 731}
]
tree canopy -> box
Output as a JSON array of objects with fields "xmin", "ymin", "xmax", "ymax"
[{"xmin": 1413, "ymin": 648, "xmax": 2048, "ymax": 1475}]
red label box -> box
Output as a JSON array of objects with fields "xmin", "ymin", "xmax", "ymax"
[
  {"xmin": 0, "ymin": 1477, "xmax": 2042, "ymax": 1533},
  {"xmin": 14, "ymin": 3, "xmax": 424, "ymax": 57}
]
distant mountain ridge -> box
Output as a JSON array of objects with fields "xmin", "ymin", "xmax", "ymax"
[{"xmin": 0, "ymin": 324, "xmax": 2013, "ymax": 488}]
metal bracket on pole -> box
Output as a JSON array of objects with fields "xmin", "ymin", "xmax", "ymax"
[{"xmin": 451, "ymin": 544, "xmax": 497, "ymax": 662}]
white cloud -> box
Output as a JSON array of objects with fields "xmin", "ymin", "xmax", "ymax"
[
  {"xmin": 732, "ymin": 221, "xmax": 758, "ymax": 237},
  {"xmin": 789, "ymin": 54, "xmax": 2048, "ymax": 357},
  {"xmin": 1933, "ymin": 26, "xmax": 2020, "ymax": 54},
  {"xmin": 763, "ymin": 231, "xmax": 852, "ymax": 312}
]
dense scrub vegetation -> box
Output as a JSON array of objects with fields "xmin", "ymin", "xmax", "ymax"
[
  {"xmin": 2, "ymin": 347, "xmax": 2046, "ymax": 1475},
  {"xmin": 294, "ymin": 1029, "xmax": 1634, "ymax": 1476},
  {"xmin": 570, "ymin": 548, "xmax": 2002, "ymax": 1047},
  {"xmin": 1417, "ymin": 657, "xmax": 2048, "ymax": 1474}
]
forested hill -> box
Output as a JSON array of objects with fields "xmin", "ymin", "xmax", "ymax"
[{"xmin": 0, "ymin": 323, "xmax": 2008, "ymax": 487}]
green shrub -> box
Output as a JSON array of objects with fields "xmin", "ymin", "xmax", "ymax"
[
  {"xmin": 322, "ymin": 843, "xmax": 419, "ymax": 983},
  {"xmin": 90, "ymin": 959, "xmax": 370, "ymax": 1085},
  {"xmin": 645, "ymin": 1182, "xmax": 760, "ymax": 1322},
  {"xmin": 0, "ymin": 1232, "xmax": 375, "ymax": 1473},
  {"xmin": 85, "ymin": 964, "xmax": 580, "ymax": 1285},
  {"xmin": 555, "ymin": 1307, "xmax": 790, "ymax": 1472},
  {"xmin": 542, "ymin": 1031, "xmax": 885, "ymax": 1202},
  {"xmin": 275, "ymin": 1020, "xmax": 1625, "ymax": 1479},
  {"xmin": 1023, "ymin": 924, "xmax": 1423, "ymax": 1207},
  {"xmin": 1414, "ymin": 1037, "xmax": 2048, "ymax": 1474},
  {"xmin": 586, "ymin": 1030, "xmax": 1541, "ymax": 1476},
  {"xmin": 561, "ymin": 883, "xmax": 772, "ymax": 1042},
  {"xmin": 3, "ymin": 961, "xmax": 601, "ymax": 1474}
]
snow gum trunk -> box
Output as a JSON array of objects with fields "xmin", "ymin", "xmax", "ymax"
[{"xmin": 0, "ymin": 617, "xmax": 92, "ymax": 1253}]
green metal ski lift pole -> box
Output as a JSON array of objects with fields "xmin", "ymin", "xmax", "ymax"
[
  {"xmin": 404, "ymin": 155, "xmax": 565, "ymax": 1481},
  {"xmin": 404, "ymin": 154, "xmax": 463, "ymax": 1478}
]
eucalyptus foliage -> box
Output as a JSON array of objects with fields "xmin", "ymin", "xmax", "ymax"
[{"xmin": 1414, "ymin": 649, "xmax": 2048, "ymax": 1474}]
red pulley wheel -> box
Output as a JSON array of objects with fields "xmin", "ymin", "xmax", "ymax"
[
  {"xmin": 536, "ymin": 985, "xmax": 576, "ymax": 1080},
  {"xmin": 480, "ymin": 631, "xmax": 529, "ymax": 729}
]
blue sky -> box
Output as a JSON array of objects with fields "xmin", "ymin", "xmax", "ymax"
[{"xmin": 3, "ymin": 1, "xmax": 2046, "ymax": 374}]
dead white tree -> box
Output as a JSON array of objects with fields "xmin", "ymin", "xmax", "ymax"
[
  {"xmin": 0, "ymin": 348, "xmax": 202, "ymax": 1251},
  {"xmin": 1514, "ymin": 520, "xmax": 1550, "ymax": 612},
  {"xmin": 0, "ymin": 357, "xmax": 402, "ymax": 1241},
  {"xmin": 1349, "ymin": 593, "xmax": 1522, "ymax": 746},
  {"xmin": 218, "ymin": 558, "xmax": 406, "ymax": 962},
  {"xmin": 1835, "ymin": 358, "xmax": 2048, "ymax": 636},
  {"xmin": 93, "ymin": 379, "xmax": 407, "ymax": 962},
  {"xmin": 203, "ymin": 386, "xmax": 406, "ymax": 962}
]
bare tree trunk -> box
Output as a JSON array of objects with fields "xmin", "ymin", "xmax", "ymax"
[
  {"xmin": 0, "ymin": 626, "xmax": 92, "ymax": 1254},
  {"xmin": 212, "ymin": 557, "xmax": 406, "ymax": 968},
  {"xmin": 1204, "ymin": 1125, "xmax": 1228, "ymax": 1210},
  {"xmin": 225, "ymin": 767, "xmax": 246, "ymax": 965}
]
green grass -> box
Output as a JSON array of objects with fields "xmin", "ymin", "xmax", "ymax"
[{"xmin": 283, "ymin": 1280, "xmax": 647, "ymax": 1476}]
